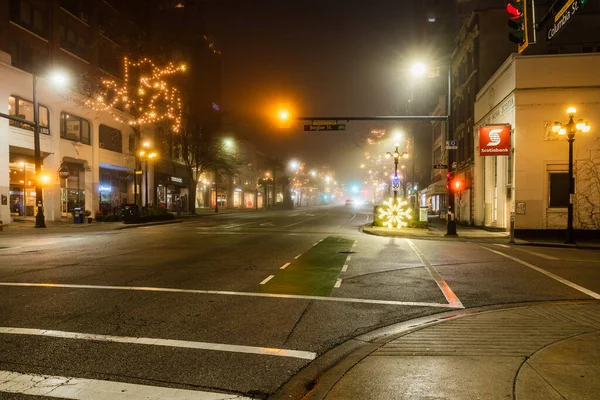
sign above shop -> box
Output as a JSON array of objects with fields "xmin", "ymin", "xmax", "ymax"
[
  {"xmin": 170, "ymin": 176, "xmax": 183, "ymax": 183},
  {"xmin": 58, "ymin": 166, "xmax": 70, "ymax": 179},
  {"xmin": 479, "ymin": 125, "xmax": 511, "ymax": 156}
]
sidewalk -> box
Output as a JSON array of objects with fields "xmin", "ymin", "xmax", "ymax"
[
  {"xmin": 277, "ymin": 302, "xmax": 600, "ymax": 400},
  {"xmin": 363, "ymin": 217, "xmax": 600, "ymax": 249}
]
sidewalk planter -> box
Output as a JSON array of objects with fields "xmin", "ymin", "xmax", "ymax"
[
  {"xmin": 372, "ymin": 205, "xmax": 384, "ymax": 227},
  {"xmin": 84, "ymin": 210, "xmax": 92, "ymax": 224}
]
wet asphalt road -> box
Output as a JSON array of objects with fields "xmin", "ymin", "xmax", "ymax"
[{"xmin": 1, "ymin": 205, "xmax": 599, "ymax": 399}]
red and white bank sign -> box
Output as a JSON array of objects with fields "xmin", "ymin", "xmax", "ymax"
[{"xmin": 479, "ymin": 125, "xmax": 511, "ymax": 156}]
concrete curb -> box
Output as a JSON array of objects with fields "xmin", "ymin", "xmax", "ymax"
[
  {"xmin": 361, "ymin": 226, "xmax": 509, "ymax": 242},
  {"xmin": 269, "ymin": 300, "xmax": 599, "ymax": 400},
  {"xmin": 115, "ymin": 219, "xmax": 184, "ymax": 230},
  {"xmin": 513, "ymin": 241, "xmax": 600, "ymax": 250}
]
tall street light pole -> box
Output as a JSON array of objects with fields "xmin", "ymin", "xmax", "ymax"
[
  {"xmin": 385, "ymin": 143, "xmax": 409, "ymax": 202},
  {"xmin": 552, "ymin": 107, "xmax": 591, "ymax": 244},
  {"xmin": 411, "ymin": 62, "xmax": 455, "ymax": 235},
  {"xmin": 32, "ymin": 75, "xmax": 45, "ymax": 228},
  {"xmin": 139, "ymin": 141, "xmax": 157, "ymax": 210}
]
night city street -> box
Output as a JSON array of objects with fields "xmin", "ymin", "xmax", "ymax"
[
  {"xmin": 2, "ymin": 0, "xmax": 600, "ymax": 399},
  {"xmin": 1, "ymin": 206, "xmax": 600, "ymax": 398}
]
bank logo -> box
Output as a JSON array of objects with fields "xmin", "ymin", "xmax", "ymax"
[{"xmin": 487, "ymin": 129, "xmax": 503, "ymax": 147}]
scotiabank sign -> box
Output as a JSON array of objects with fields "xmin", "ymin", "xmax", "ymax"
[{"xmin": 479, "ymin": 125, "xmax": 511, "ymax": 156}]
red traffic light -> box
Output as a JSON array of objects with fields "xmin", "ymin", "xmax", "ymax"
[{"xmin": 507, "ymin": 3, "xmax": 521, "ymax": 18}]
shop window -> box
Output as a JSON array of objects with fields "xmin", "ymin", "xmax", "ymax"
[
  {"xmin": 60, "ymin": 112, "xmax": 90, "ymax": 144},
  {"xmin": 99, "ymin": 124, "xmax": 122, "ymax": 153},
  {"xmin": 8, "ymin": 95, "xmax": 50, "ymax": 134},
  {"xmin": 9, "ymin": 0, "xmax": 49, "ymax": 38},
  {"xmin": 549, "ymin": 173, "xmax": 570, "ymax": 208}
]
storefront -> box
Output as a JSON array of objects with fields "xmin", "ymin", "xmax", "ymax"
[
  {"xmin": 59, "ymin": 161, "xmax": 86, "ymax": 217},
  {"xmin": 8, "ymin": 157, "xmax": 36, "ymax": 218},
  {"xmin": 98, "ymin": 167, "xmax": 131, "ymax": 215},
  {"xmin": 156, "ymin": 173, "xmax": 190, "ymax": 212}
]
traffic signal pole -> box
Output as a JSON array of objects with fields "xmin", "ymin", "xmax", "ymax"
[{"xmin": 445, "ymin": 65, "xmax": 457, "ymax": 236}]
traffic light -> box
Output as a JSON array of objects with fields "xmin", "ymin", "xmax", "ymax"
[
  {"xmin": 447, "ymin": 172, "xmax": 464, "ymax": 193},
  {"xmin": 507, "ymin": 1, "xmax": 524, "ymax": 44},
  {"xmin": 507, "ymin": 0, "xmax": 529, "ymax": 53}
]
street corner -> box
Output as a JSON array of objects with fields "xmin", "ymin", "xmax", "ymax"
[{"xmin": 361, "ymin": 224, "xmax": 438, "ymax": 238}]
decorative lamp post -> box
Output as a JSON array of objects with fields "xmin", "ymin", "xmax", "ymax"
[
  {"xmin": 139, "ymin": 141, "xmax": 157, "ymax": 209},
  {"xmin": 552, "ymin": 107, "xmax": 591, "ymax": 244},
  {"xmin": 384, "ymin": 142, "xmax": 409, "ymax": 201}
]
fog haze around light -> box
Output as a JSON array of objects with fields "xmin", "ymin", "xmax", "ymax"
[{"xmin": 203, "ymin": 0, "xmax": 441, "ymax": 183}]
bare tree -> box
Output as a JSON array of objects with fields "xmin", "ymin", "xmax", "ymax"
[
  {"xmin": 179, "ymin": 115, "xmax": 242, "ymax": 213},
  {"xmin": 575, "ymin": 138, "xmax": 600, "ymax": 229}
]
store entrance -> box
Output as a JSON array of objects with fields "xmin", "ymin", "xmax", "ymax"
[{"xmin": 8, "ymin": 160, "xmax": 36, "ymax": 219}]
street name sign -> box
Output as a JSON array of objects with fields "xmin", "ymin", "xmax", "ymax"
[
  {"xmin": 548, "ymin": 0, "xmax": 588, "ymax": 41},
  {"xmin": 446, "ymin": 140, "xmax": 458, "ymax": 149},
  {"xmin": 304, "ymin": 124, "xmax": 346, "ymax": 131}
]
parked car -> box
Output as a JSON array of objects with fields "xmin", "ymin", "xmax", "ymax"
[{"xmin": 345, "ymin": 199, "xmax": 354, "ymax": 206}]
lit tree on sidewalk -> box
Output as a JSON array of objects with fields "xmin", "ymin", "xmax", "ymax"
[{"xmin": 86, "ymin": 57, "xmax": 186, "ymax": 206}]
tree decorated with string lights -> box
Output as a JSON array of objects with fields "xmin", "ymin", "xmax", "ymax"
[{"xmin": 86, "ymin": 57, "xmax": 187, "ymax": 206}]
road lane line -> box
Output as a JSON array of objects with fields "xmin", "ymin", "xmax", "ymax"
[
  {"xmin": 0, "ymin": 370, "xmax": 253, "ymax": 399},
  {"xmin": 0, "ymin": 327, "xmax": 316, "ymax": 360},
  {"xmin": 342, "ymin": 265, "xmax": 348, "ymax": 272},
  {"xmin": 346, "ymin": 255, "xmax": 352, "ymax": 261},
  {"xmin": 259, "ymin": 275, "xmax": 274, "ymax": 285},
  {"xmin": 334, "ymin": 279, "xmax": 342, "ymax": 288},
  {"xmin": 280, "ymin": 262, "xmax": 291, "ymax": 270},
  {"xmin": 294, "ymin": 254, "xmax": 302, "ymax": 259},
  {"xmin": 349, "ymin": 214, "xmax": 356, "ymax": 222},
  {"xmin": 406, "ymin": 239, "xmax": 464, "ymax": 308},
  {"xmin": 0, "ymin": 282, "xmax": 460, "ymax": 308},
  {"xmin": 513, "ymin": 247, "xmax": 561, "ymax": 260},
  {"xmin": 259, "ymin": 222, "xmax": 274, "ymax": 227},
  {"xmin": 284, "ymin": 216, "xmax": 319, "ymax": 228},
  {"xmin": 494, "ymin": 244, "xmax": 510, "ymax": 248},
  {"xmin": 313, "ymin": 242, "xmax": 319, "ymax": 246},
  {"xmin": 480, "ymin": 245, "xmax": 600, "ymax": 299}
]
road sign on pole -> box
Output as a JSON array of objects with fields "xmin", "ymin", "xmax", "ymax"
[
  {"xmin": 304, "ymin": 124, "xmax": 346, "ymax": 131},
  {"xmin": 446, "ymin": 140, "xmax": 458, "ymax": 149}
]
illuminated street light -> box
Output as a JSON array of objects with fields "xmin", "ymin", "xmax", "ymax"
[
  {"xmin": 289, "ymin": 159, "xmax": 299, "ymax": 170},
  {"xmin": 139, "ymin": 141, "xmax": 158, "ymax": 208},
  {"xmin": 552, "ymin": 107, "xmax": 592, "ymax": 244},
  {"xmin": 411, "ymin": 62, "xmax": 427, "ymax": 77},
  {"xmin": 310, "ymin": 170, "xmax": 317, "ymax": 177}
]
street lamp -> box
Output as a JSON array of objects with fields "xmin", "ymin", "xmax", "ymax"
[
  {"xmin": 411, "ymin": 60, "xmax": 454, "ymax": 235},
  {"xmin": 384, "ymin": 143, "xmax": 409, "ymax": 200},
  {"xmin": 552, "ymin": 107, "xmax": 591, "ymax": 244},
  {"xmin": 139, "ymin": 141, "xmax": 157, "ymax": 209}
]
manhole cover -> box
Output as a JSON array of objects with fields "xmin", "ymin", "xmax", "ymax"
[{"xmin": 338, "ymin": 251, "xmax": 356, "ymax": 254}]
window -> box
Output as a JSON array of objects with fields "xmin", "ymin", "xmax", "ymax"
[
  {"xmin": 549, "ymin": 173, "xmax": 570, "ymax": 208},
  {"xmin": 99, "ymin": 124, "xmax": 122, "ymax": 153},
  {"xmin": 8, "ymin": 95, "xmax": 50, "ymax": 134},
  {"xmin": 59, "ymin": 24, "xmax": 89, "ymax": 60},
  {"xmin": 60, "ymin": 112, "xmax": 90, "ymax": 144},
  {"xmin": 9, "ymin": 0, "xmax": 49, "ymax": 38}
]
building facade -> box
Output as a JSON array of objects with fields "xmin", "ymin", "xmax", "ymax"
[
  {"xmin": 450, "ymin": 8, "xmax": 516, "ymax": 225},
  {"xmin": 473, "ymin": 53, "xmax": 600, "ymax": 232}
]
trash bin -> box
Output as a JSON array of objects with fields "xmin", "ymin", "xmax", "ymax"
[
  {"xmin": 72, "ymin": 207, "xmax": 84, "ymax": 224},
  {"xmin": 121, "ymin": 204, "xmax": 139, "ymax": 223}
]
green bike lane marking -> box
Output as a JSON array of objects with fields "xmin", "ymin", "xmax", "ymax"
[{"xmin": 258, "ymin": 236, "xmax": 354, "ymax": 297}]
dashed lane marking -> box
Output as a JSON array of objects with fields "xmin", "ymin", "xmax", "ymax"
[
  {"xmin": 346, "ymin": 255, "xmax": 352, "ymax": 261},
  {"xmin": 0, "ymin": 282, "xmax": 460, "ymax": 308},
  {"xmin": 0, "ymin": 370, "xmax": 252, "ymax": 399},
  {"xmin": 284, "ymin": 216, "xmax": 320, "ymax": 228},
  {"xmin": 259, "ymin": 275, "xmax": 275, "ymax": 285},
  {"xmin": 406, "ymin": 239, "xmax": 464, "ymax": 308},
  {"xmin": 341, "ymin": 265, "xmax": 348, "ymax": 272},
  {"xmin": 294, "ymin": 254, "xmax": 302, "ymax": 260},
  {"xmin": 0, "ymin": 327, "xmax": 316, "ymax": 360},
  {"xmin": 494, "ymin": 244, "xmax": 510, "ymax": 248},
  {"xmin": 334, "ymin": 279, "xmax": 342, "ymax": 288},
  {"xmin": 480, "ymin": 245, "xmax": 600, "ymax": 299},
  {"xmin": 280, "ymin": 263, "xmax": 291, "ymax": 270}
]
